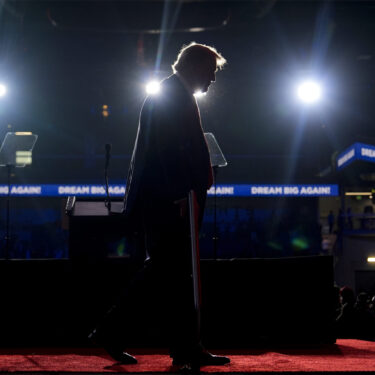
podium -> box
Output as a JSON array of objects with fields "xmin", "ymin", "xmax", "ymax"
[{"xmin": 66, "ymin": 198, "xmax": 143, "ymax": 261}]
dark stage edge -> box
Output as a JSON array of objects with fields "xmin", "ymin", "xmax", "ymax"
[
  {"xmin": 1, "ymin": 340, "xmax": 375, "ymax": 374},
  {"xmin": 0, "ymin": 256, "xmax": 335, "ymax": 348}
]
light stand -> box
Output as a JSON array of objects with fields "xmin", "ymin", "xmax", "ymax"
[
  {"xmin": 0, "ymin": 132, "xmax": 38, "ymax": 259},
  {"xmin": 104, "ymin": 144, "xmax": 111, "ymax": 213}
]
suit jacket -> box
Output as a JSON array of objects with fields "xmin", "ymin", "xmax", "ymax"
[{"xmin": 124, "ymin": 74, "xmax": 212, "ymax": 228}]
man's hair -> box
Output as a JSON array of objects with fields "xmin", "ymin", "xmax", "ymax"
[{"xmin": 172, "ymin": 42, "xmax": 226, "ymax": 74}]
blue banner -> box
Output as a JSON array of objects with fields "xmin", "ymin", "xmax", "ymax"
[
  {"xmin": 242, "ymin": 184, "xmax": 338, "ymax": 197},
  {"xmin": 337, "ymin": 142, "xmax": 375, "ymax": 170},
  {"xmin": 337, "ymin": 144, "xmax": 358, "ymax": 170},
  {"xmin": 358, "ymin": 142, "xmax": 375, "ymax": 163},
  {"xmin": 0, "ymin": 184, "xmax": 339, "ymax": 197}
]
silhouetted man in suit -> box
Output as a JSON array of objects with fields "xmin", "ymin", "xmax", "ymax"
[{"xmin": 90, "ymin": 42, "xmax": 229, "ymax": 369}]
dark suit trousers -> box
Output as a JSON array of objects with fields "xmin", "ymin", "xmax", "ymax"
[{"xmin": 97, "ymin": 199, "xmax": 199, "ymax": 358}]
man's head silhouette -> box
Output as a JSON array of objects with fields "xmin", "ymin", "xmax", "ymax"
[{"xmin": 172, "ymin": 42, "xmax": 226, "ymax": 94}]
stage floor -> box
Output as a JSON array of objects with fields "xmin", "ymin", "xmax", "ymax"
[{"xmin": 0, "ymin": 339, "xmax": 374, "ymax": 374}]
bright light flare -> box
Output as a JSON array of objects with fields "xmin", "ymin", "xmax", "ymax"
[
  {"xmin": 0, "ymin": 84, "xmax": 7, "ymax": 97},
  {"xmin": 368, "ymin": 257, "xmax": 375, "ymax": 263},
  {"xmin": 146, "ymin": 81, "xmax": 161, "ymax": 95},
  {"xmin": 194, "ymin": 90, "xmax": 206, "ymax": 99},
  {"xmin": 296, "ymin": 80, "xmax": 322, "ymax": 104}
]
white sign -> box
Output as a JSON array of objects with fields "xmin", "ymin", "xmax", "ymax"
[{"xmin": 361, "ymin": 147, "xmax": 375, "ymax": 158}]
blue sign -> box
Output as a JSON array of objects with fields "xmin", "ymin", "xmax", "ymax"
[
  {"xmin": 337, "ymin": 142, "xmax": 375, "ymax": 170},
  {"xmin": 0, "ymin": 184, "xmax": 339, "ymax": 197},
  {"xmin": 337, "ymin": 144, "xmax": 357, "ymax": 170},
  {"xmin": 245, "ymin": 184, "xmax": 338, "ymax": 197},
  {"xmin": 358, "ymin": 143, "xmax": 375, "ymax": 163}
]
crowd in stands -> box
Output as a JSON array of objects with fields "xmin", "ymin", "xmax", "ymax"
[{"xmin": 335, "ymin": 286, "xmax": 375, "ymax": 340}]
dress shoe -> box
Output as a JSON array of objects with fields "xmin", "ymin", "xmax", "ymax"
[
  {"xmin": 88, "ymin": 329, "xmax": 137, "ymax": 364},
  {"xmin": 172, "ymin": 350, "xmax": 230, "ymax": 367},
  {"xmin": 102, "ymin": 347, "xmax": 137, "ymax": 364}
]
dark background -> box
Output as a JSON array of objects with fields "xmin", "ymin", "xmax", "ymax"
[
  {"xmin": 1, "ymin": 0, "xmax": 374, "ymax": 184},
  {"xmin": 0, "ymin": 0, "xmax": 373, "ymax": 258}
]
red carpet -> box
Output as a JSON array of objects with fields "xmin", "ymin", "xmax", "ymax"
[{"xmin": 0, "ymin": 340, "xmax": 375, "ymax": 373}]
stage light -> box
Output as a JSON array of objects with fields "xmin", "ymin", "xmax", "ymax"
[
  {"xmin": 367, "ymin": 257, "xmax": 375, "ymax": 263},
  {"xmin": 296, "ymin": 80, "xmax": 322, "ymax": 104},
  {"xmin": 0, "ymin": 84, "xmax": 7, "ymax": 97},
  {"xmin": 194, "ymin": 91, "xmax": 206, "ymax": 99},
  {"xmin": 102, "ymin": 104, "xmax": 110, "ymax": 118},
  {"xmin": 146, "ymin": 81, "xmax": 161, "ymax": 95},
  {"xmin": 345, "ymin": 192, "xmax": 371, "ymax": 196}
]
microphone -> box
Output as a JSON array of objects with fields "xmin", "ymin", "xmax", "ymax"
[
  {"xmin": 104, "ymin": 143, "xmax": 112, "ymax": 212},
  {"xmin": 105, "ymin": 143, "xmax": 111, "ymax": 169}
]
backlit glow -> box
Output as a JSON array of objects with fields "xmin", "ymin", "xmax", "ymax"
[
  {"xmin": 146, "ymin": 81, "xmax": 161, "ymax": 95},
  {"xmin": 194, "ymin": 91, "xmax": 206, "ymax": 98},
  {"xmin": 297, "ymin": 80, "xmax": 322, "ymax": 104},
  {"xmin": 0, "ymin": 84, "xmax": 6, "ymax": 97}
]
